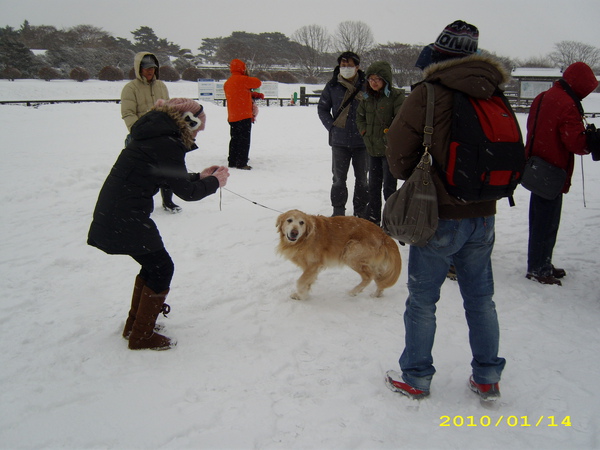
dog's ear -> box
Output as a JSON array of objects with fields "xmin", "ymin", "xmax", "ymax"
[
  {"xmin": 276, "ymin": 213, "xmax": 284, "ymax": 230},
  {"xmin": 303, "ymin": 214, "xmax": 314, "ymax": 237}
]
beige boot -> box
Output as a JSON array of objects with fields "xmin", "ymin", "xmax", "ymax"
[
  {"xmin": 122, "ymin": 275, "xmax": 145, "ymax": 339},
  {"xmin": 128, "ymin": 286, "xmax": 176, "ymax": 350}
]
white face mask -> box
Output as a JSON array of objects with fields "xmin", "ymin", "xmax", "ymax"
[{"xmin": 339, "ymin": 66, "xmax": 357, "ymax": 79}]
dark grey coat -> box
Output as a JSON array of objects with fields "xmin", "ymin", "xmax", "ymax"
[{"xmin": 317, "ymin": 67, "xmax": 367, "ymax": 148}]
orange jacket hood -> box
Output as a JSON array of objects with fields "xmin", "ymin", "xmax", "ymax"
[{"xmin": 230, "ymin": 59, "xmax": 246, "ymax": 75}]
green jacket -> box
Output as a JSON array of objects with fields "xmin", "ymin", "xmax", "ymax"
[
  {"xmin": 356, "ymin": 61, "xmax": 405, "ymax": 157},
  {"xmin": 120, "ymin": 52, "xmax": 170, "ymax": 131}
]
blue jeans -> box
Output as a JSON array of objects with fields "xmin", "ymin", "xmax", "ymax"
[
  {"xmin": 331, "ymin": 146, "xmax": 368, "ymax": 217},
  {"xmin": 399, "ymin": 217, "xmax": 506, "ymax": 391}
]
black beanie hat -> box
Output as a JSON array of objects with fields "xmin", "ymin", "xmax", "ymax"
[{"xmin": 433, "ymin": 20, "xmax": 478, "ymax": 57}]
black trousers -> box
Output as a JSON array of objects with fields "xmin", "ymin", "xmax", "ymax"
[
  {"xmin": 527, "ymin": 192, "xmax": 563, "ymax": 276},
  {"xmin": 131, "ymin": 248, "xmax": 174, "ymax": 293},
  {"xmin": 365, "ymin": 155, "xmax": 397, "ymax": 224},
  {"xmin": 228, "ymin": 118, "xmax": 252, "ymax": 168},
  {"xmin": 330, "ymin": 145, "xmax": 369, "ymax": 217}
]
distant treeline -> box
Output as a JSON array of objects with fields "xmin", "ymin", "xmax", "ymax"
[{"xmin": 1, "ymin": 20, "xmax": 598, "ymax": 85}]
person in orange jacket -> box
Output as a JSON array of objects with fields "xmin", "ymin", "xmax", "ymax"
[{"xmin": 223, "ymin": 59, "xmax": 262, "ymax": 170}]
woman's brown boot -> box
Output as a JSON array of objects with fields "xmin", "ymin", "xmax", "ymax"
[
  {"xmin": 128, "ymin": 286, "xmax": 175, "ymax": 350},
  {"xmin": 122, "ymin": 275, "xmax": 145, "ymax": 339}
]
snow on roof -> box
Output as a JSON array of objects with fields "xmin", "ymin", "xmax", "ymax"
[{"xmin": 511, "ymin": 67, "xmax": 563, "ymax": 78}]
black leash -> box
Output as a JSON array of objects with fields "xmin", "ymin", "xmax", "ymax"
[{"xmin": 219, "ymin": 187, "xmax": 284, "ymax": 214}]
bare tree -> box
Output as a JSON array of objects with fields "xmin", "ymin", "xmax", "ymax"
[
  {"xmin": 67, "ymin": 25, "xmax": 117, "ymax": 49},
  {"xmin": 549, "ymin": 40, "xmax": 600, "ymax": 70},
  {"xmin": 332, "ymin": 21, "xmax": 375, "ymax": 56},
  {"xmin": 516, "ymin": 55, "xmax": 555, "ymax": 68},
  {"xmin": 291, "ymin": 24, "xmax": 330, "ymax": 77}
]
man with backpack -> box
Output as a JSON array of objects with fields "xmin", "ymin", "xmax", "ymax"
[{"xmin": 384, "ymin": 20, "xmax": 510, "ymax": 401}]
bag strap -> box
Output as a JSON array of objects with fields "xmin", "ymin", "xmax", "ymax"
[
  {"xmin": 333, "ymin": 79, "xmax": 364, "ymax": 121},
  {"xmin": 558, "ymin": 79, "xmax": 584, "ymax": 116},
  {"xmin": 415, "ymin": 82, "xmax": 435, "ymax": 167},
  {"xmin": 527, "ymin": 92, "xmax": 546, "ymax": 158},
  {"xmin": 423, "ymin": 82, "xmax": 435, "ymax": 150}
]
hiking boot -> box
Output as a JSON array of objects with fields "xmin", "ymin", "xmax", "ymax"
[
  {"xmin": 551, "ymin": 265, "xmax": 566, "ymax": 279},
  {"xmin": 385, "ymin": 370, "xmax": 430, "ymax": 399},
  {"xmin": 236, "ymin": 165, "xmax": 253, "ymax": 170},
  {"xmin": 526, "ymin": 273, "xmax": 562, "ymax": 286},
  {"xmin": 469, "ymin": 376, "xmax": 500, "ymax": 401},
  {"xmin": 163, "ymin": 202, "xmax": 182, "ymax": 213},
  {"xmin": 447, "ymin": 265, "xmax": 457, "ymax": 281},
  {"xmin": 161, "ymin": 188, "xmax": 182, "ymax": 213}
]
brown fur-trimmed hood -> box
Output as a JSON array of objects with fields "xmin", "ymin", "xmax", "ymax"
[
  {"xmin": 130, "ymin": 106, "xmax": 197, "ymax": 150},
  {"xmin": 150, "ymin": 105, "xmax": 197, "ymax": 149},
  {"xmin": 422, "ymin": 54, "xmax": 511, "ymax": 98}
]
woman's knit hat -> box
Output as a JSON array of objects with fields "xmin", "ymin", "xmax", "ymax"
[{"xmin": 155, "ymin": 98, "xmax": 206, "ymax": 131}]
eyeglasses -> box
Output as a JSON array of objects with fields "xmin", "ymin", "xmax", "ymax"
[{"xmin": 368, "ymin": 76, "xmax": 384, "ymax": 83}]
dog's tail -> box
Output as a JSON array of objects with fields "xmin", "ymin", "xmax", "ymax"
[{"xmin": 376, "ymin": 238, "xmax": 402, "ymax": 290}]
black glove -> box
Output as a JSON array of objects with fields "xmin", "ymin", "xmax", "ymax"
[{"xmin": 585, "ymin": 123, "xmax": 600, "ymax": 161}]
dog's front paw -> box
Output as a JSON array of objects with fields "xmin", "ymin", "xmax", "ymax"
[
  {"xmin": 290, "ymin": 291, "xmax": 306, "ymax": 300},
  {"xmin": 349, "ymin": 287, "xmax": 365, "ymax": 297}
]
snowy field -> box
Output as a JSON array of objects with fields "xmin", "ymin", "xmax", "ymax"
[{"xmin": 1, "ymin": 79, "xmax": 600, "ymax": 449}]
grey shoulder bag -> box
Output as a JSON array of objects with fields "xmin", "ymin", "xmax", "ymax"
[
  {"xmin": 382, "ymin": 83, "xmax": 439, "ymax": 246},
  {"xmin": 520, "ymin": 93, "xmax": 567, "ymax": 200}
]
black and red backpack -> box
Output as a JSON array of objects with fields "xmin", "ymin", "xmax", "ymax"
[{"xmin": 436, "ymin": 85, "xmax": 526, "ymax": 205}]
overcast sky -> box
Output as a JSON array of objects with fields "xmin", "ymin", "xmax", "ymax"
[{"xmin": 1, "ymin": 0, "xmax": 599, "ymax": 60}]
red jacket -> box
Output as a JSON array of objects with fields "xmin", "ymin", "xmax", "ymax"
[
  {"xmin": 526, "ymin": 62, "xmax": 598, "ymax": 193},
  {"xmin": 223, "ymin": 59, "xmax": 262, "ymax": 122}
]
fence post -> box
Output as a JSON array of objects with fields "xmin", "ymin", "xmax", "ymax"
[{"xmin": 300, "ymin": 86, "xmax": 306, "ymax": 106}]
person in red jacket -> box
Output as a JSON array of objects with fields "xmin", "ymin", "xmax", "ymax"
[
  {"xmin": 224, "ymin": 59, "xmax": 262, "ymax": 170},
  {"xmin": 525, "ymin": 62, "xmax": 598, "ymax": 285}
]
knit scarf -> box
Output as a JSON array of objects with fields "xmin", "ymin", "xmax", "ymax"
[{"xmin": 333, "ymin": 74, "xmax": 364, "ymax": 128}]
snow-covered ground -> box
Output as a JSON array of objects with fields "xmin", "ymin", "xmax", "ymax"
[{"xmin": 1, "ymin": 79, "xmax": 600, "ymax": 449}]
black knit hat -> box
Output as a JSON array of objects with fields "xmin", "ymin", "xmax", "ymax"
[{"xmin": 433, "ymin": 20, "xmax": 478, "ymax": 57}]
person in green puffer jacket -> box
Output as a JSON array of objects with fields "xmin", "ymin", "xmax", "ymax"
[{"xmin": 356, "ymin": 61, "xmax": 405, "ymax": 225}]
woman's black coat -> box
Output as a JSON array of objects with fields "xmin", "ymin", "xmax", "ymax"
[{"xmin": 88, "ymin": 108, "xmax": 219, "ymax": 256}]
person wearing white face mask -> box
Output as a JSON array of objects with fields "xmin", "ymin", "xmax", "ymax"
[{"xmin": 318, "ymin": 51, "xmax": 369, "ymax": 218}]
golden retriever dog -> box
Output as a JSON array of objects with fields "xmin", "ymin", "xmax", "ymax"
[{"xmin": 276, "ymin": 209, "xmax": 402, "ymax": 300}]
